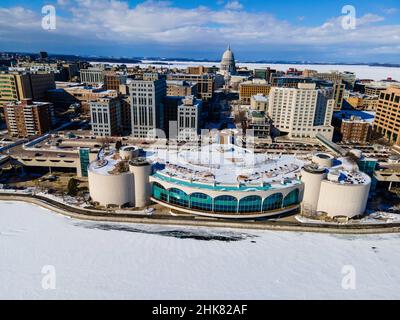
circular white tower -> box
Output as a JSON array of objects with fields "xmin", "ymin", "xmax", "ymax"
[
  {"xmin": 300, "ymin": 164, "xmax": 327, "ymax": 215},
  {"xmin": 129, "ymin": 158, "xmax": 152, "ymax": 208}
]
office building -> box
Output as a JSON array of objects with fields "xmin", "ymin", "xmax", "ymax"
[
  {"xmin": 187, "ymin": 66, "xmax": 207, "ymax": 75},
  {"xmin": 47, "ymin": 86, "xmax": 118, "ymax": 113},
  {"xmin": 247, "ymin": 110, "xmax": 271, "ymax": 139},
  {"xmin": 239, "ymin": 79, "xmax": 271, "ymax": 104},
  {"xmin": 270, "ymin": 76, "xmax": 343, "ymax": 110},
  {"xmin": 346, "ymin": 93, "xmax": 379, "ymax": 111},
  {"xmin": 120, "ymin": 96, "xmax": 132, "ymax": 135},
  {"xmin": 167, "ymin": 73, "xmax": 213, "ymax": 100},
  {"xmin": 177, "ymin": 95, "xmax": 202, "ymax": 141},
  {"xmin": 311, "ymin": 71, "xmax": 356, "ymax": 89},
  {"xmin": 163, "ymin": 96, "xmax": 183, "ymax": 138},
  {"xmin": 166, "ymin": 80, "xmax": 197, "ymax": 97},
  {"xmin": 364, "ymin": 81, "xmax": 400, "ymax": 96},
  {"xmin": 0, "ymin": 72, "xmax": 55, "ymax": 106},
  {"xmin": 268, "ymin": 83, "xmax": 334, "ymax": 140},
  {"xmin": 373, "ymin": 86, "xmax": 400, "ymax": 145},
  {"xmin": 129, "ymin": 73, "xmax": 166, "ymax": 139},
  {"xmin": 80, "ymin": 68, "xmax": 105, "ymax": 85},
  {"xmin": 271, "ymin": 76, "xmax": 313, "ymax": 88},
  {"xmin": 331, "ymin": 81, "xmax": 346, "ymax": 111},
  {"xmin": 90, "ymin": 97, "xmax": 121, "ymax": 137},
  {"xmin": 103, "ymin": 72, "xmax": 127, "ymax": 92},
  {"xmin": 254, "ymin": 68, "xmax": 276, "ymax": 82}
]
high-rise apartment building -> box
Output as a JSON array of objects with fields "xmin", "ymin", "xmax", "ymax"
[
  {"xmin": 4, "ymin": 99, "xmax": 55, "ymax": 137},
  {"xmin": 271, "ymin": 76, "xmax": 345, "ymax": 110},
  {"xmin": 177, "ymin": 96, "xmax": 202, "ymax": 141},
  {"xmin": 129, "ymin": 74, "xmax": 166, "ymax": 139},
  {"xmin": 341, "ymin": 116, "xmax": 371, "ymax": 144},
  {"xmin": 268, "ymin": 83, "xmax": 334, "ymax": 140},
  {"xmin": 90, "ymin": 97, "xmax": 121, "ymax": 137},
  {"xmin": 373, "ymin": 86, "xmax": 400, "ymax": 145}
]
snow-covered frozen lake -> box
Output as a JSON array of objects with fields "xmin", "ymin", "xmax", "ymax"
[
  {"xmin": 100, "ymin": 60, "xmax": 400, "ymax": 81},
  {"xmin": 1, "ymin": 201, "xmax": 400, "ymax": 299}
]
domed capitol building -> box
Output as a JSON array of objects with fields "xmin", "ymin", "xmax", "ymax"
[{"xmin": 220, "ymin": 45, "xmax": 236, "ymax": 75}]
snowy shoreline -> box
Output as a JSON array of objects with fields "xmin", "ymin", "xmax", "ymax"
[{"xmin": 1, "ymin": 193, "xmax": 400, "ymax": 235}]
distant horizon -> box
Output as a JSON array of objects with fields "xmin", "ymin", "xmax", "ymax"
[
  {"xmin": 1, "ymin": 0, "xmax": 399, "ymax": 64},
  {"xmin": 3, "ymin": 50, "xmax": 400, "ymax": 68}
]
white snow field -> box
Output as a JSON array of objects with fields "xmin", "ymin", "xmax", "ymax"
[
  {"xmin": 1, "ymin": 201, "xmax": 400, "ymax": 300},
  {"xmin": 105, "ymin": 60, "xmax": 400, "ymax": 81}
]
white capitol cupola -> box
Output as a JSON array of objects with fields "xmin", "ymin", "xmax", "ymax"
[{"xmin": 220, "ymin": 45, "xmax": 236, "ymax": 75}]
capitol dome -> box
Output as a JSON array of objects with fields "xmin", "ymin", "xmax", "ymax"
[{"xmin": 220, "ymin": 45, "xmax": 236, "ymax": 75}]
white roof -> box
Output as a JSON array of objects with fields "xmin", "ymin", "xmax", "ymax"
[
  {"xmin": 252, "ymin": 94, "xmax": 268, "ymax": 102},
  {"xmin": 146, "ymin": 143, "xmax": 303, "ymax": 188}
]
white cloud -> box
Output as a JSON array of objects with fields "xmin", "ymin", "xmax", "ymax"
[
  {"xmin": 224, "ymin": 1, "xmax": 243, "ymax": 11},
  {"xmin": 0, "ymin": 0, "xmax": 399, "ymax": 60},
  {"xmin": 383, "ymin": 8, "xmax": 398, "ymax": 15},
  {"xmin": 57, "ymin": 0, "xmax": 70, "ymax": 6}
]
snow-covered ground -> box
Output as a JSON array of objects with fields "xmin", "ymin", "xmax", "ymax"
[
  {"xmin": 98, "ymin": 60, "xmax": 400, "ymax": 81},
  {"xmin": 1, "ymin": 201, "xmax": 400, "ymax": 299}
]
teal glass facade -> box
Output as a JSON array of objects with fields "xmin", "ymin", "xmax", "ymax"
[
  {"xmin": 262, "ymin": 193, "xmax": 283, "ymax": 211},
  {"xmin": 190, "ymin": 193, "xmax": 213, "ymax": 211},
  {"xmin": 169, "ymin": 188, "xmax": 189, "ymax": 207},
  {"xmin": 358, "ymin": 159, "xmax": 378, "ymax": 177},
  {"xmin": 283, "ymin": 189, "xmax": 299, "ymax": 207},
  {"xmin": 214, "ymin": 195, "xmax": 238, "ymax": 213},
  {"xmin": 79, "ymin": 148, "xmax": 90, "ymax": 177},
  {"xmin": 238, "ymin": 196, "xmax": 262, "ymax": 213},
  {"xmin": 152, "ymin": 182, "xmax": 301, "ymax": 215},
  {"xmin": 153, "ymin": 182, "xmax": 169, "ymax": 202}
]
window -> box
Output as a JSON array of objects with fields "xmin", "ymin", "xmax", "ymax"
[
  {"xmin": 152, "ymin": 182, "xmax": 168, "ymax": 202},
  {"xmin": 214, "ymin": 195, "xmax": 238, "ymax": 213},
  {"xmin": 169, "ymin": 188, "xmax": 189, "ymax": 207},
  {"xmin": 283, "ymin": 189, "xmax": 299, "ymax": 207},
  {"xmin": 190, "ymin": 193, "xmax": 213, "ymax": 212},
  {"xmin": 239, "ymin": 196, "xmax": 262, "ymax": 213},
  {"xmin": 263, "ymin": 193, "xmax": 283, "ymax": 211}
]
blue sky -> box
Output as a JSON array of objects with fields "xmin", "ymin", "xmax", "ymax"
[{"xmin": 0, "ymin": 0, "xmax": 399, "ymax": 62}]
